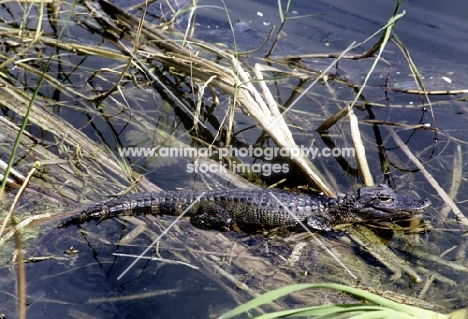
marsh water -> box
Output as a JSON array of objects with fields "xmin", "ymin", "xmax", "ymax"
[{"xmin": 2, "ymin": 0, "xmax": 468, "ymax": 317}]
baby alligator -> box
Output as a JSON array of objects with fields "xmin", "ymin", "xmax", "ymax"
[{"xmin": 58, "ymin": 184, "xmax": 431, "ymax": 232}]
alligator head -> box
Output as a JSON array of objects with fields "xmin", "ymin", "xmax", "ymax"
[{"xmin": 351, "ymin": 184, "xmax": 431, "ymax": 221}]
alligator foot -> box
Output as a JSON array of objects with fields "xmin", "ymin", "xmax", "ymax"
[{"xmin": 189, "ymin": 203, "xmax": 233, "ymax": 231}]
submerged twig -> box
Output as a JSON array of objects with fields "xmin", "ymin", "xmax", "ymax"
[
  {"xmin": 112, "ymin": 253, "xmax": 199, "ymax": 269},
  {"xmin": 439, "ymin": 145, "xmax": 462, "ymax": 220},
  {"xmin": 346, "ymin": 225, "xmax": 421, "ymax": 282},
  {"xmin": 393, "ymin": 34, "xmax": 437, "ymax": 138},
  {"xmin": 387, "ymin": 127, "xmax": 468, "ymax": 228}
]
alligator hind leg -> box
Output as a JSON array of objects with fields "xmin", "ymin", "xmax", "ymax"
[{"xmin": 190, "ymin": 203, "xmax": 233, "ymax": 231}]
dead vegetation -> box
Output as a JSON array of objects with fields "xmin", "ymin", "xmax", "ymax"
[{"xmin": 1, "ymin": 0, "xmax": 468, "ymax": 317}]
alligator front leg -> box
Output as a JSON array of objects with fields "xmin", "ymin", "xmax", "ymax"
[
  {"xmin": 306, "ymin": 216, "xmax": 333, "ymax": 231},
  {"xmin": 189, "ymin": 203, "xmax": 233, "ymax": 231}
]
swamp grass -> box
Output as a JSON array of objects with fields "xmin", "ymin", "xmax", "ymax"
[{"xmin": 1, "ymin": 0, "xmax": 468, "ymax": 317}]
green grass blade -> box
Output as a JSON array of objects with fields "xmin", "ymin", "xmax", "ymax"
[
  {"xmin": 254, "ymin": 305, "xmax": 392, "ymax": 319},
  {"xmin": 218, "ymin": 283, "xmax": 448, "ymax": 319},
  {"xmin": 217, "ymin": 283, "xmax": 316, "ymax": 319}
]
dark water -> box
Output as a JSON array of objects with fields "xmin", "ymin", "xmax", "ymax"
[
  {"xmin": 17, "ymin": 225, "xmax": 234, "ymax": 318},
  {"xmin": 2, "ymin": 0, "xmax": 468, "ymax": 317}
]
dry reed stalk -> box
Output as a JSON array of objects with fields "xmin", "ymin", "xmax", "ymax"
[{"xmin": 85, "ymin": 0, "xmax": 334, "ymax": 195}]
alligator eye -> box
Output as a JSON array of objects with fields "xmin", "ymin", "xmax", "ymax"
[{"xmin": 377, "ymin": 195, "xmax": 393, "ymax": 202}]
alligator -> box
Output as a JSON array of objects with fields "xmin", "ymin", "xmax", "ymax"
[{"xmin": 57, "ymin": 184, "xmax": 431, "ymax": 232}]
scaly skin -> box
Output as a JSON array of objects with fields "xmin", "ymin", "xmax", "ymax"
[{"xmin": 57, "ymin": 184, "xmax": 431, "ymax": 232}]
